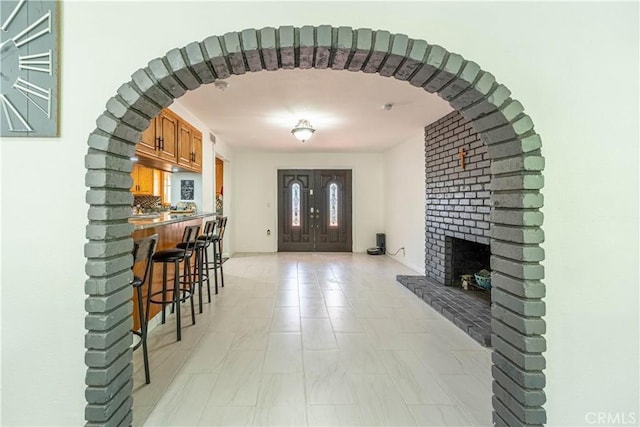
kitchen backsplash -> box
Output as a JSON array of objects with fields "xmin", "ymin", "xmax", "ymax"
[{"xmin": 133, "ymin": 195, "xmax": 161, "ymax": 209}]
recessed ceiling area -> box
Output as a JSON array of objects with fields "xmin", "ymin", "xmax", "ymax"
[{"xmin": 176, "ymin": 68, "xmax": 454, "ymax": 153}]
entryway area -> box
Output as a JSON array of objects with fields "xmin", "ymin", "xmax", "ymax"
[{"xmin": 277, "ymin": 169, "xmax": 352, "ymax": 252}]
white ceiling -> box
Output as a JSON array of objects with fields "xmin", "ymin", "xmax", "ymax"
[{"xmin": 176, "ymin": 68, "xmax": 454, "ymax": 153}]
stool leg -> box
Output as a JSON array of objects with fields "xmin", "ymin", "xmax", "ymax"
[
  {"xmin": 174, "ymin": 259, "xmax": 181, "ymax": 342},
  {"xmin": 203, "ymin": 244, "xmax": 212, "ymax": 303},
  {"xmin": 212, "ymin": 240, "xmax": 219, "ymax": 295},
  {"xmin": 186, "ymin": 257, "xmax": 196, "ymax": 325},
  {"xmin": 191, "ymin": 253, "xmax": 197, "ymax": 300},
  {"xmin": 217, "ymin": 239, "xmax": 225, "ymax": 288},
  {"xmin": 145, "ymin": 265, "xmax": 153, "ymax": 330},
  {"xmin": 196, "ymin": 248, "xmax": 203, "ymax": 313},
  {"xmin": 136, "ymin": 286, "xmax": 150, "ymax": 384},
  {"xmin": 161, "ymin": 263, "xmax": 167, "ymax": 324}
]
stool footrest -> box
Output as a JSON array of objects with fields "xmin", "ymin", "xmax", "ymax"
[
  {"xmin": 148, "ymin": 288, "xmax": 194, "ymax": 305},
  {"xmin": 131, "ymin": 330, "xmax": 144, "ymax": 351}
]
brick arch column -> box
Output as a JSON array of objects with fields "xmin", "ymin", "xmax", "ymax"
[{"xmin": 84, "ymin": 25, "xmax": 545, "ymax": 426}]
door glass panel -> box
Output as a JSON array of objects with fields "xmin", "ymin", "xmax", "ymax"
[
  {"xmin": 329, "ymin": 182, "xmax": 338, "ymax": 227},
  {"xmin": 292, "ymin": 182, "xmax": 301, "ymax": 227}
]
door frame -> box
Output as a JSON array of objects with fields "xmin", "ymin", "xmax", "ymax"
[{"xmin": 276, "ymin": 168, "xmax": 353, "ymax": 252}]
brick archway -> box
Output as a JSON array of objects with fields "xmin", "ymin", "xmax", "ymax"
[{"xmin": 84, "ymin": 26, "xmax": 545, "ymax": 426}]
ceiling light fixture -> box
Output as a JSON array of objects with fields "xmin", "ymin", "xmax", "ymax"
[{"xmin": 291, "ymin": 119, "xmax": 315, "ymax": 143}]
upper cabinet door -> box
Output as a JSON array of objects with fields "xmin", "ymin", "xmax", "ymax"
[
  {"xmin": 157, "ymin": 109, "xmax": 178, "ymax": 161},
  {"xmin": 177, "ymin": 122, "xmax": 193, "ymax": 168},
  {"xmin": 191, "ymin": 131, "xmax": 202, "ymax": 172},
  {"xmin": 137, "ymin": 117, "xmax": 157, "ymax": 157}
]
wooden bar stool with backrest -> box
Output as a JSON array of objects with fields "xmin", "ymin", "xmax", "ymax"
[
  {"xmin": 131, "ymin": 233, "xmax": 158, "ymax": 385},
  {"xmin": 147, "ymin": 225, "xmax": 199, "ymax": 342},
  {"xmin": 178, "ymin": 219, "xmax": 215, "ymax": 313}
]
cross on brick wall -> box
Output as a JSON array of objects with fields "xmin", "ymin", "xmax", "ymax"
[{"xmin": 459, "ymin": 147, "xmax": 467, "ymax": 170}]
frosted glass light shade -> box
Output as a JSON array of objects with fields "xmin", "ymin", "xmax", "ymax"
[{"xmin": 291, "ymin": 119, "xmax": 315, "ymax": 142}]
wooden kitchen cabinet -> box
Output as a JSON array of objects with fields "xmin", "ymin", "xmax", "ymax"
[
  {"xmin": 177, "ymin": 121, "xmax": 193, "ymax": 168},
  {"xmin": 133, "ymin": 108, "xmax": 202, "ymax": 173},
  {"xmin": 133, "ymin": 110, "xmax": 178, "ymax": 163},
  {"xmin": 177, "ymin": 121, "xmax": 202, "ymax": 172},
  {"xmin": 156, "ymin": 109, "xmax": 179, "ymax": 162},
  {"xmin": 192, "ymin": 131, "xmax": 202, "ymax": 171},
  {"xmin": 136, "ymin": 117, "xmax": 158, "ymax": 157},
  {"xmin": 130, "ymin": 164, "xmax": 154, "ymax": 195}
]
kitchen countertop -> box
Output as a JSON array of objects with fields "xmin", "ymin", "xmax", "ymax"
[{"xmin": 128, "ymin": 211, "xmax": 216, "ymax": 230}]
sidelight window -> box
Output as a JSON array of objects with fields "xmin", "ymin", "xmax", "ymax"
[
  {"xmin": 292, "ymin": 182, "xmax": 301, "ymax": 227},
  {"xmin": 329, "ymin": 182, "xmax": 338, "ymax": 227}
]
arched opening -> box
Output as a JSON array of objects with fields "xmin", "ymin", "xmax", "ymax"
[{"xmin": 84, "ymin": 26, "xmax": 545, "ymax": 425}]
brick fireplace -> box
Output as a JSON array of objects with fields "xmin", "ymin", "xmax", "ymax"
[
  {"xmin": 425, "ymin": 110, "xmax": 491, "ymax": 287},
  {"xmin": 398, "ymin": 110, "xmax": 494, "ymax": 346}
]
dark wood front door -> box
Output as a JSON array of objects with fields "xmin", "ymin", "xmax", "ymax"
[{"xmin": 278, "ymin": 169, "xmax": 352, "ymax": 252}]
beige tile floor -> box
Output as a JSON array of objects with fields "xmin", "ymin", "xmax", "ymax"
[{"xmin": 132, "ymin": 253, "xmax": 492, "ymax": 426}]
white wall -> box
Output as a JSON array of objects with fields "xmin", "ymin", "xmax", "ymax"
[
  {"xmin": 0, "ymin": 2, "xmax": 637, "ymax": 426},
  {"xmin": 383, "ymin": 133, "xmax": 426, "ymax": 274},
  {"xmin": 170, "ymin": 172, "xmax": 202, "ymax": 208},
  {"xmin": 232, "ymin": 151, "xmax": 384, "ymax": 253}
]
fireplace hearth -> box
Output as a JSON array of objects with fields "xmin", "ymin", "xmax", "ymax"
[{"xmin": 396, "ymin": 275, "xmax": 491, "ymax": 346}]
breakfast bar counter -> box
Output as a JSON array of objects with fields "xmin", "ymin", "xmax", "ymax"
[
  {"xmin": 129, "ymin": 211, "xmax": 216, "ymax": 231},
  {"xmin": 130, "ymin": 211, "xmax": 216, "ymax": 329}
]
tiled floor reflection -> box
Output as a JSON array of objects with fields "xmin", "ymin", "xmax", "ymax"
[{"xmin": 133, "ymin": 253, "xmax": 492, "ymax": 426}]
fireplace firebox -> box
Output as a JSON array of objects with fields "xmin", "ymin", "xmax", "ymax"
[{"xmin": 446, "ymin": 237, "xmax": 490, "ymax": 289}]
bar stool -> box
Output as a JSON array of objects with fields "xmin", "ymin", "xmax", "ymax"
[
  {"xmin": 178, "ymin": 220, "xmax": 215, "ymax": 313},
  {"xmin": 131, "ymin": 234, "xmax": 158, "ymax": 385},
  {"xmin": 210, "ymin": 216, "xmax": 227, "ymax": 291},
  {"xmin": 147, "ymin": 225, "xmax": 199, "ymax": 341}
]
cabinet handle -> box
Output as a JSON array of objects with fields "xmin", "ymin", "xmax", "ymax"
[{"xmin": 156, "ymin": 136, "xmax": 161, "ymax": 150}]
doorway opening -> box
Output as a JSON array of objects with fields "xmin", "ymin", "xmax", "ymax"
[
  {"xmin": 215, "ymin": 157, "xmax": 224, "ymax": 215},
  {"xmin": 84, "ymin": 26, "xmax": 546, "ymax": 426},
  {"xmin": 277, "ymin": 169, "xmax": 352, "ymax": 252}
]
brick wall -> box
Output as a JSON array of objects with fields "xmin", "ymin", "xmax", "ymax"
[{"xmin": 425, "ymin": 110, "xmax": 491, "ymax": 285}]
